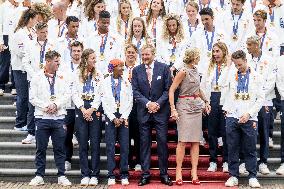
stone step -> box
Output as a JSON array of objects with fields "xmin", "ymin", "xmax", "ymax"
[
  {"xmin": 0, "ymin": 105, "xmax": 16, "ymax": 117},
  {"xmin": 0, "ymin": 94, "xmax": 15, "ymax": 105},
  {"xmin": 0, "ymin": 141, "xmax": 282, "ymax": 159},
  {"xmin": 0, "ymin": 142, "xmax": 106, "ymax": 156},
  {"xmin": 0, "ymin": 153, "xmax": 282, "ymax": 171},
  {"xmin": 0, "ymin": 117, "xmax": 15, "ymax": 130},
  {"xmin": 0, "ymin": 168, "xmax": 283, "ymax": 184}
]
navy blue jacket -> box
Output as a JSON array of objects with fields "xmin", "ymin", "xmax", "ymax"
[{"xmin": 131, "ymin": 61, "xmax": 172, "ymax": 124}]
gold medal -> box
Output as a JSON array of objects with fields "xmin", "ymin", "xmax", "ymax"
[
  {"xmin": 50, "ymin": 95, "xmax": 56, "ymax": 101},
  {"xmin": 39, "ymin": 63, "xmax": 44, "ymax": 69},
  {"xmin": 170, "ymin": 54, "xmax": 176, "ymax": 62},
  {"xmin": 232, "ymin": 34, "xmax": 238, "ymax": 41},
  {"xmin": 270, "ymin": 22, "xmax": 275, "ymax": 27},
  {"xmin": 207, "ymin": 52, "xmax": 211, "ymax": 58},
  {"xmin": 99, "ymin": 53, "xmax": 105, "ymax": 61},
  {"xmin": 235, "ymin": 93, "xmax": 240, "ymax": 100},
  {"xmin": 116, "ymin": 101, "xmax": 120, "ymax": 109},
  {"xmin": 81, "ymin": 93, "xmax": 86, "ymax": 100},
  {"xmin": 214, "ymin": 85, "xmax": 220, "ymax": 92}
]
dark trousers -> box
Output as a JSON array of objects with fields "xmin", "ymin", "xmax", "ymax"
[
  {"xmin": 280, "ymin": 46, "xmax": 284, "ymax": 56},
  {"xmin": 35, "ymin": 118, "xmax": 66, "ymax": 177},
  {"xmin": 208, "ymin": 92, "xmax": 228, "ymax": 163},
  {"xmin": 105, "ymin": 112, "xmax": 129, "ymax": 179},
  {"xmin": 27, "ymin": 103, "xmax": 35, "ymax": 135},
  {"xmin": 258, "ymin": 106, "xmax": 273, "ymax": 164},
  {"xmin": 75, "ymin": 100, "xmax": 102, "ymax": 178},
  {"xmin": 280, "ymin": 100, "xmax": 284, "ymax": 163},
  {"xmin": 64, "ymin": 109, "xmax": 75, "ymax": 163},
  {"xmin": 140, "ymin": 116, "xmax": 168, "ymax": 178},
  {"xmin": 226, "ymin": 117, "xmax": 257, "ymax": 179},
  {"xmin": 13, "ymin": 70, "xmax": 28, "ymax": 128},
  {"xmin": 128, "ymin": 102, "xmax": 140, "ymax": 167},
  {"xmin": 0, "ymin": 35, "xmax": 15, "ymax": 90}
]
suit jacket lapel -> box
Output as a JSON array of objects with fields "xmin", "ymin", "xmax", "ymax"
[{"xmin": 151, "ymin": 61, "xmax": 158, "ymax": 88}]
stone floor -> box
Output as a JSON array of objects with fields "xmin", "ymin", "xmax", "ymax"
[{"xmin": 1, "ymin": 182, "xmax": 284, "ymax": 189}]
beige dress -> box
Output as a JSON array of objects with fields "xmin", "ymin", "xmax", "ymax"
[{"xmin": 176, "ymin": 66, "xmax": 204, "ymax": 142}]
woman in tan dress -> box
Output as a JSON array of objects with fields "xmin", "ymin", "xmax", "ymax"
[{"xmin": 169, "ymin": 48, "xmax": 211, "ymax": 185}]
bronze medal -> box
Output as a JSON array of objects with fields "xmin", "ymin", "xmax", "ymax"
[{"xmin": 232, "ymin": 34, "xmax": 238, "ymax": 41}]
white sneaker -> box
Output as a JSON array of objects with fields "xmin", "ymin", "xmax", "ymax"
[
  {"xmin": 14, "ymin": 125, "xmax": 27, "ymax": 131},
  {"xmin": 58, "ymin": 176, "xmax": 72, "ymax": 186},
  {"xmin": 276, "ymin": 163, "xmax": 284, "ymax": 175},
  {"xmin": 89, "ymin": 177, "xmax": 98, "ymax": 186},
  {"xmin": 72, "ymin": 134, "xmax": 78, "ymax": 146},
  {"xmin": 200, "ymin": 137, "xmax": 206, "ymax": 146},
  {"xmin": 207, "ymin": 162, "xmax": 217, "ymax": 172},
  {"xmin": 22, "ymin": 134, "xmax": 36, "ymax": 144},
  {"xmin": 269, "ymin": 137, "xmax": 274, "ymax": 148},
  {"xmin": 218, "ymin": 137, "xmax": 223, "ymax": 147},
  {"xmin": 108, "ymin": 178, "xmax": 116, "ymax": 185},
  {"xmin": 65, "ymin": 161, "xmax": 71, "ymax": 171},
  {"xmin": 225, "ymin": 176, "xmax": 238, "ymax": 187},
  {"xmin": 0, "ymin": 89, "xmax": 4, "ymax": 96},
  {"xmin": 11, "ymin": 89, "xmax": 17, "ymax": 95},
  {"xmin": 80, "ymin": 177, "xmax": 90, "ymax": 186},
  {"xmin": 258, "ymin": 163, "xmax": 270, "ymax": 175},
  {"xmin": 29, "ymin": 176, "xmax": 44, "ymax": 186},
  {"xmin": 239, "ymin": 163, "xmax": 248, "ymax": 175},
  {"xmin": 248, "ymin": 178, "xmax": 261, "ymax": 188},
  {"xmin": 121, "ymin": 178, "xmax": 129, "ymax": 185},
  {"xmin": 222, "ymin": 162, "xmax": 229, "ymax": 173},
  {"xmin": 135, "ymin": 164, "xmax": 142, "ymax": 171}
]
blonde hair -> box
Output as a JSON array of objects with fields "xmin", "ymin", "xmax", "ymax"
[
  {"xmin": 141, "ymin": 44, "xmax": 156, "ymax": 56},
  {"xmin": 116, "ymin": 0, "xmax": 133, "ymax": 35},
  {"xmin": 32, "ymin": 3, "xmax": 53, "ymax": 23},
  {"xmin": 186, "ymin": 1, "xmax": 199, "ymax": 12},
  {"xmin": 183, "ymin": 48, "xmax": 200, "ymax": 65},
  {"xmin": 207, "ymin": 42, "xmax": 229, "ymax": 74},
  {"xmin": 162, "ymin": 14, "xmax": 184, "ymax": 42},
  {"xmin": 79, "ymin": 49, "xmax": 97, "ymax": 83}
]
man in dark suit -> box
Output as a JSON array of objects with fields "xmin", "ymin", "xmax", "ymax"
[{"xmin": 131, "ymin": 44, "xmax": 172, "ymax": 186}]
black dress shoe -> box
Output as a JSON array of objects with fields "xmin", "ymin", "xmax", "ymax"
[
  {"xmin": 161, "ymin": 176, "xmax": 173, "ymax": 186},
  {"xmin": 138, "ymin": 177, "xmax": 150, "ymax": 186}
]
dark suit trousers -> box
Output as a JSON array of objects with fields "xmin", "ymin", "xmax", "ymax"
[{"xmin": 139, "ymin": 115, "xmax": 168, "ymax": 178}]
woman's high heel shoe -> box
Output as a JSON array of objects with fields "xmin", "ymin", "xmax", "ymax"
[
  {"xmin": 176, "ymin": 179, "xmax": 183, "ymax": 186},
  {"xmin": 191, "ymin": 178, "xmax": 200, "ymax": 185}
]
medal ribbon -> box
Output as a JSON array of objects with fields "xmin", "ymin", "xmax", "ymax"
[
  {"xmin": 39, "ymin": 39, "xmax": 48, "ymax": 65},
  {"xmin": 215, "ymin": 64, "xmax": 221, "ymax": 85},
  {"xmin": 94, "ymin": 21, "xmax": 97, "ymax": 31},
  {"xmin": 58, "ymin": 20, "xmax": 66, "ymax": 37},
  {"xmin": 111, "ymin": 75, "xmax": 122, "ymax": 105},
  {"xmin": 220, "ymin": 0, "xmax": 224, "ymax": 8},
  {"xmin": 152, "ymin": 18, "xmax": 157, "ymax": 45},
  {"xmin": 232, "ymin": 11, "xmax": 243, "ymax": 36},
  {"xmin": 237, "ymin": 69, "xmax": 249, "ymax": 93},
  {"xmin": 124, "ymin": 20, "xmax": 129, "ymax": 39},
  {"xmin": 258, "ymin": 31, "xmax": 266, "ymax": 51},
  {"xmin": 47, "ymin": 73, "xmax": 56, "ymax": 96},
  {"xmin": 83, "ymin": 74, "xmax": 94, "ymax": 94},
  {"xmin": 188, "ymin": 19, "xmax": 197, "ymax": 37},
  {"xmin": 171, "ymin": 37, "xmax": 176, "ymax": 57},
  {"xmin": 71, "ymin": 61, "xmax": 74, "ymax": 71},
  {"xmin": 136, "ymin": 39, "xmax": 142, "ymax": 62},
  {"xmin": 100, "ymin": 33, "xmax": 108, "ymax": 55},
  {"xmin": 205, "ymin": 27, "xmax": 215, "ymax": 51},
  {"xmin": 269, "ymin": 9, "xmax": 275, "ymax": 24},
  {"xmin": 253, "ymin": 52, "xmax": 262, "ymax": 71},
  {"xmin": 250, "ymin": 0, "xmax": 256, "ymax": 13},
  {"xmin": 183, "ymin": 0, "xmax": 188, "ymax": 5}
]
